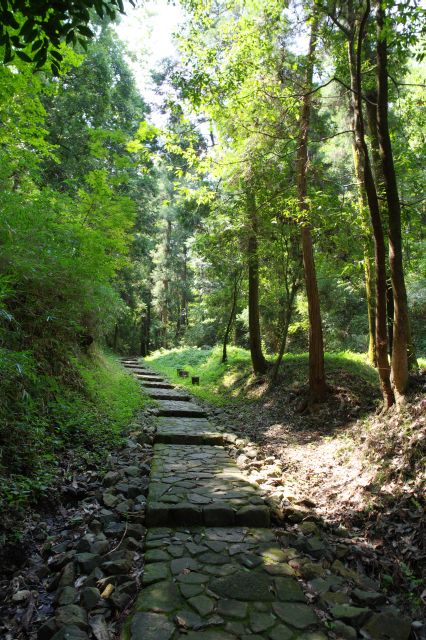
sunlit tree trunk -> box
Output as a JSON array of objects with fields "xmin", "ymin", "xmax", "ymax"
[
  {"xmin": 246, "ymin": 188, "xmax": 268, "ymax": 375},
  {"xmin": 271, "ymin": 280, "xmax": 299, "ymax": 382},
  {"xmin": 222, "ymin": 272, "xmax": 240, "ymax": 363},
  {"xmin": 161, "ymin": 218, "xmax": 172, "ymax": 348},
  {"xmin": 351, "ymin": 137, "xmax": 377, "ymax": 365},
  {"xmin": 347, "ymin": 3, "xmax": 394, "ymax": 408},
  {"xmin": 297, "ymin": 14, "xmax": 327, "ymax": 402},
  {"xmin": 367, "ymin": 87, "xmax": 418, "ymax": 375},
  {"xmin": 375, "ymin": 1, "xmax": 412, "ymax": 401},
  {"xmin": 182, "ymin": 245, "xmax": 189, "ymax": 328}
]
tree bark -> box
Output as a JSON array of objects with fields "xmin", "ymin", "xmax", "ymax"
[
  {"xmin": 222, "ymin": 273, "xmax": 240, "ymax": 363},
  {"xmin": 140, "ymin": 301, "xmax": 151, "ymax": 356},
  {"xmin": 351, "ymin": 136, "xmax": 377, "ymax": 365},
  {"xmin": 375, "ymin": 0, "xmax": 412, "ymax": 400},
  {"xmin": 161, "ymin": 218, "xmax": 172, "ymax": 348},
  {"xmin": 386, "ymin": 277, "xmax": 394, "ymax": 356},
  {"xmin": 246, "ymin": 189, "xmax": 268, "ymax": 375},
  {"xmin": 347, "ymin": 2, "xmax": 394, "ymax": 408},
  {"xmin": 297, "ymin": 14, "xmax": 327, "ymax": 402},
  {"xmin": 271, "ymin": 280, "xmax": 298, "ymax": 382},
  {"xmin": 182, "ymin": 245, "xmax": 189, "ymax": 327},
  {"xmin": 113, "ymin": 323, "xmax": 118, "ymax": 352}
]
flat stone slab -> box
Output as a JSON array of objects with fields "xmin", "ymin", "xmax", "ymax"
[
  {"xmin": 127, "ymin": 527, "xmax": 323, "ymax": 640},
  {"xmin": 156, "ymin": 400, "xmax": 206, "ymax": 418},
  {"xmin": 156, "ymin": 417, "xmax": 225, "ymax": 445},
  {"xmin": 141, "ymin": 381, "xmax": 175, "ymax": 389},
  {"xmin": 146, "ymin": 389, "xmax": 191, "ymax": 401},
  {"xmin": 137, "ymin": 374, "xmax": 166, "ymax": 382},
  {"xmin": 124, "ymin": 364, "xmax": 149, "ymax": 369},
  {"xmin": 147, "ymin": 445, "xmax": 269, "ymax": 527}
]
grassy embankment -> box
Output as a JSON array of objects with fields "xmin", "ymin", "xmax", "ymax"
[
  {"xmin": 0, "ymin": 348, "xmax": 146, "ymax": 543},
  {"xmin": 145, "ymin": 345, "xmax": 382, "ymax": 405}
]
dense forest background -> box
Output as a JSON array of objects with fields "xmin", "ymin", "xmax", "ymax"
[{"xmin": 0, "ymin": 0, "xmax": 425, "ymax": 537}]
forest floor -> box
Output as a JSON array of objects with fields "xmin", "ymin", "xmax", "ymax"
[{"xmin": 147, "ymin": 346, "xmax": 426, "ymax": 623}]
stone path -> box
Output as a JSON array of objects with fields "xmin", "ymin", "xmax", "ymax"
[
  {"xmin": 121, "ymin": 358, "xmax": 328, "ymax": 640},
  {"xmin": 147, "ymin": 444, "xmax": 270, "ymax": 528}
]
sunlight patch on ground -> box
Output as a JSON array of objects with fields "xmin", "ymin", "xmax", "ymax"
[{"xmin": 276, "ymin": 431, "xmax": 378, "ymax": 518}]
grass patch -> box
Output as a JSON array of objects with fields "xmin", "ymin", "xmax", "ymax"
[
  {"xmin": 145, "ymin": 346, "xmax": 379, "ymax": 406},
  {"xmin": 76, "ymin": 349, "xmax": 146, "ymax": 429},
  {"xmin": 146, "ymin": 345, "xmax": 254, "ymax": 405},
  {"xmin": 279, "ymin": 351, "xmax": 379, "ymax": 387}
]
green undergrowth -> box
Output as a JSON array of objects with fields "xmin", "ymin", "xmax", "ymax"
[
  {"xmin": 0, "ymin": 348, "xmax": 144, "ymax": 544},
  {"xmin": 279, "ymin": 350, "xmax": 379, "ymax": 388},
  {"xmin": 146, "ymin": 345, "xmax": 251, "ymax": 405},
  {"xmin": 145, "ymin": 346, "xmax": 379, "ymax": 406},
  {"xmin": 418, "ymin": 357, "xmax": 426, "ymax": 369}
]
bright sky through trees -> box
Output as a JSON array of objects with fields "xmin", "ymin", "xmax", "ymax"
[{"xmin": 115, "ymin": 0, "xmax": 183, "ymax": 123}]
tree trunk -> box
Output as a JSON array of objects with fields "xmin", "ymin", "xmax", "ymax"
[
  {"xmin": 364, "ymin": 253, "xmax": 377, "ymax": 365},
  {"xmin": 113, "ymin": 323, "xmax": 118, "ymax": 352},
  {"xmin": 161, "ymin": 219, "xmax": 172, "ymax": 348},
  {"xmin": 351, "ymin": 137, "xmax": 377, "ymax": 365},
  {"xmin": 140, "ymin": 322, "xmax": 146, "ymax": 357},
  {"xmin": 271, "ymin": 281, "xmax": 298, "ymax": 382},
  {"xmin": 297, "ymin": 14, "xmax": 327, "ymax": 402},
  {"xmin": 182, "ymin": 245, "xmax": 189, "ymax": 327},
  {"xmin": 246, "ymin": 189, "xmax": 268, "ymax": 375},
  {"xmin": 140, "ymin": 301, "xmax": 151, "ymax": 357},
  {"xmin": 365, "ymin": 88, "xmax": 394, "ymax": 362},
  {"xmin": 386, "ymin": 277, "xmax": 394, "ymax": 356},
  {"xmin": 347, "ymin": 3, "xmax": 394, "ymax": 408},
  {"xmin": 222, "ymin": 273, "xmax": 240, "ymax": 363},
  {"xmin": 375, "ymin": 0, "xmax": 412, "ymax": 400}
]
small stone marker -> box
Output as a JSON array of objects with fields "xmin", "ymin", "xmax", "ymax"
[
  {"xmin": 191, "ymin": 376, "xmax": 200, "ymax": 385},
  {"xmin": 178, "ymin": 369, "xmax": 189, "ymax": 378}
]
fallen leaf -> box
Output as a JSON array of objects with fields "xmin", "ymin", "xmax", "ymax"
[{"xmin": 100, "ymin": 583, "xmax": 114, "ymax": 599}]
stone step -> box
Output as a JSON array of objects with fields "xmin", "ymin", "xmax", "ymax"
[
  {"xmin": 128, "ymin": 527, "xmax": 323, "ymax": 640},
  {"xmin": 141, "ymin": 381, "xmax": 175, "ymax": 389},
  {"xmin": 127, "ymin": 369, "xmax": 154, "ymax": 376},
  {"xmin": 146, "ymin": 389, "xmax": 191, "ymax": 401},
  {"xmin": 155, "ymin": 417, "xmax": 225, "ymax": 445},
  {"xmin": 147, "ymin": 444, "xmax": 269, "ymax": 528},
  {"xmin": 156, "ymin": 400, "xmax": 207, "ymax": 418},
  {"xmin": 137, "ymin": 374, "xmax": 166, "ymax": 382},
  {"xmin": 125, "ymin": 365, "xmax": 150, "ymax": 371}
]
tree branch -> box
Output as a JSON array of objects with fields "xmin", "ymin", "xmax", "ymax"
[{"xmin": 311, "ymin": 129, "xmax": 354, "ymax": 142}]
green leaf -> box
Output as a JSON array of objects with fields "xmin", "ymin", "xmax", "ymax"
[
  {"xmin": 2, "ymin": 10, "xmax": 20, "ymax": 29},
  {"xmin": 77, "ymin": 25, "xmax": 94, "ymax": 38},
  {"xmin": 50, "ymin": 49, "xmax": 63, "ymax": 62},
  {"xmin": 31, "ymin": 38, "xmax": 44, "ymax": 52},
  {"xmin": 16, "ymin": 50, "xmax": 32, "ymax": 63}
]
